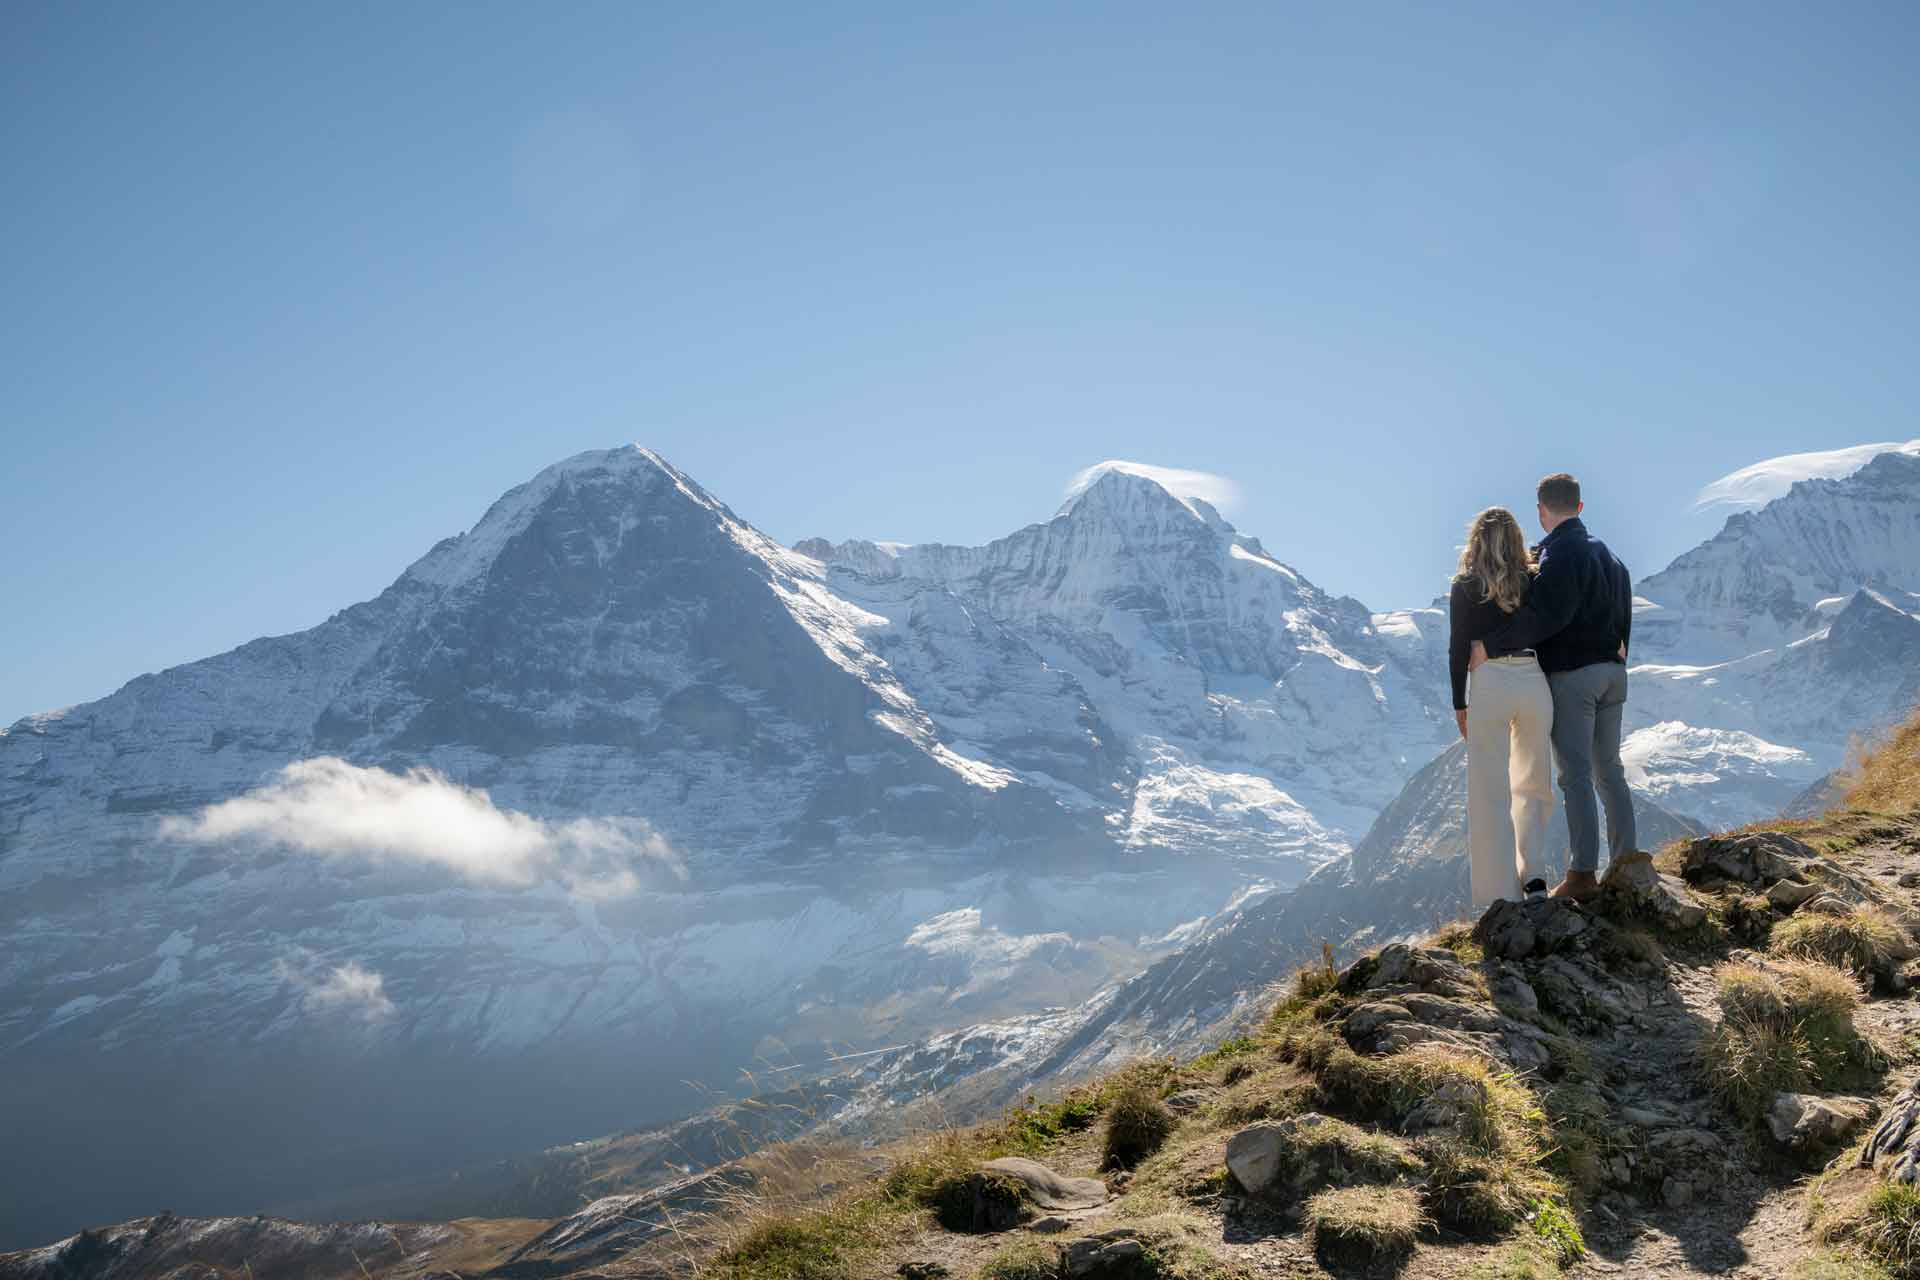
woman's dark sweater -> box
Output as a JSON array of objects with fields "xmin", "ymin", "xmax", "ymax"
[{"xmin": 1448, "ymin": 576, "xmax": 1522, "ymax": 710}]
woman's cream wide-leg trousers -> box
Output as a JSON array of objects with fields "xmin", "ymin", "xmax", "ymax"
[{"xmin": 1466, "ymin": 654, "xmax": 1556, "ymax": 908}]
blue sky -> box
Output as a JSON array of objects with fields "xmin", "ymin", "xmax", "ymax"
[{"xmin": 5, "ymin": 2, "xmax": 1918, "ymax": 724}]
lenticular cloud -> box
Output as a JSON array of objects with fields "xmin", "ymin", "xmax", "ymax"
[
  {"xmin": 1061, "ymin": 461, "xmax": 1241, "ymax": 513},
  {"xmin": 161, "ymin": 757, "xmax": 678, "ymax": 897},
  {"xmin": 1694, "ymin": 439, "xmax": 1920, "ymax": 511}
]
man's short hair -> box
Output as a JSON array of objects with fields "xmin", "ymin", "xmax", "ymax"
[{"xmin": 1537, "ymin": 472, "xmax": 1582, "ymax": 514}]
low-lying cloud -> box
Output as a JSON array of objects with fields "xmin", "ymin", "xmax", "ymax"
[
  {"xmin": 1694, "ymin": 439, "xmax": 1920, "ymax": 511},
  {"xmin": 161, "ymin": 757, "xmax": 679, "ymax": 898},
  {"xmin": 275, "ymin": 951, "xmax": 396, "ymax": 1022}
]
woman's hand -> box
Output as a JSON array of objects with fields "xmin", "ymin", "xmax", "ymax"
[{"xmin": 1456, "ymin": 709, "xmax": 1469, "ymax": 740}]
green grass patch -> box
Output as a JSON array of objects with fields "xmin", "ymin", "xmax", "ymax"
[
  {"xmin": 1855, "ymin": 1182, "xmax": 1920, "ymax": 1280},
  {"xmin": 1186, "ymin": 1036, "xmax": 1258, "ymax": 1077},
  {"xmin": 1529, "ymin": 1198, "xmax": 1586, "ymax": 1266}
]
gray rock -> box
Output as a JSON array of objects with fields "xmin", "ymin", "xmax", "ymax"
[
  {"xmin": 1493, "ymin": 968, "xmax": 1539, "ymax": 1017},
  {"xmin": 1899, "ymin": 871, "xmax": 1920, "ymax": 890},
  {"xmin": 899, "ymin": 1265, "xmax": 951, "ymax": 1280},
  {"xmin": 1768, "ymin": 1093, "xmax": 1877, "ymax": 1157},
  {"xmin": 978, "ymin": 1157, "xmax": 1109, "ymax": 1211},
  {"xmin": 1341, "ymin": 943, "xmax": 1481, "ymax": 999},
  {"xmin": 1028, "ymin": 1216, "xmax": 1072, "ymax": 1234},
  {"xmin": 1225, "ymin": 1120, "xmax": 1293, "ymax": 1195},
  {"xmin": 1341, "ymin": 1000, "xmax": 1413, "ymax": 1044},
  {"xmin": 1766, "ymin": 878, "xmax": 1821, "ymax": 910},
  {"xmin": 1864, "ymin": 1081, "xmax": 1920, "ymax": 1185},
  {"xmin": 1601, "ymin": 851, "xmax": 1708, "ymax": 929},
  {"xmin": 1474, "ymin": 899, "xmax": 1539, "ymax": 960},
  {"xmin": 1679, "ymin": 833, "xmax": 1816, "ymax": 886},
  {"xmin": 1063, "ymin": 1230, "xmax": 1146, "ymax": 1277},
  {"xmin": 1162, "ymin": 1088, "xmax": 1214, "ymax": 1115},
  {"xmin": 1620, "ymin": 1104, "xmax": 1681, "ymax": 1128},
  {"xmin": 1662, "ymin": 1176, "xmax": 1693, "ymax": 1207}
]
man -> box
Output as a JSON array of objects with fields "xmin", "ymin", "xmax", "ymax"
[{"xmin": 1470, "ymin": 473, "xmax": 1635, "ymax": 901}]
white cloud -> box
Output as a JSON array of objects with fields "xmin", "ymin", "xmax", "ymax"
[
  {"xmin": 275, "ymin": 951, "xmax": 396, "ymax": 1022},
  {"xmin": 160, "ymin": 757, "xmax": 679, "ymax": 898},
  {"xmin": 905, "ymin": 907, "xmax": 1071, "ymax": 965},
  {"xmin": 1694, "ymin": 439, "xmax": 1920, "ymax": 512},
  {"xmin": 1061, "ymin": 461, "xmax": 1240, "ymax": 516}
]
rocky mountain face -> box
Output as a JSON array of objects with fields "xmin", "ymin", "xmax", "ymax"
[
  {"xmin": 3, "ymin": 445, "xmax": 1917, "ymax": 1246},
  {"xmin": 0, "ymin": 449, "xmax": 1449, "ymax": 1245}
]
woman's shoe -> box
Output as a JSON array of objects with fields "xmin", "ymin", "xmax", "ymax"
[{"xmin": 1524, "ymin": 878, "xmax": 1549, "ymax": 902}]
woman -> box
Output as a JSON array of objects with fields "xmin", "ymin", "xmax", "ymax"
[{"xmin": 1449, "ymin": 507, "xmax": 1555, "ymax": 909}]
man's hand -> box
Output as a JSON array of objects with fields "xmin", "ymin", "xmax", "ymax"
[
  {"xmin": 1619, "ymin": 641, "xmax": 1628, "ymax": 661},
  {"xmin": 1468, "ymin": 640, "xmax": 1489, "ymax": 672},
  {"xmin": 1455, "ymin": 709, "xmax": 1469, "ymax": 740}
]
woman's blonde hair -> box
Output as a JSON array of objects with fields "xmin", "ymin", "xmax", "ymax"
[{"xmin": 1456, "ymin": 507, "xmax": 1534, "ymax": 613}]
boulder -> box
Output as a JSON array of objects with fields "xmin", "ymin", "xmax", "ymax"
[
  {"xmin": 1862, "ymin": 1081, "xmax": 1919, "ymax": 1185},
  {"xmin": 1766, "ymin": 878, "xmax": 1821, "ymax": 910},
  {"xmin": 1474, "ymin": 897, "xmax": 1590, "ymax": 960},
  {"xmin": 1678, "ymin": 833, "xmax": 1815, "ymax": 886},
  {"xmin": 898, "ymin": 1265, "xmax": 951, "ymax": 1280},
  {"xmin": 977, "ymin": 1157, "xmax": 1109, "ymax": 1211},
  {"xmin": 1600, "ymin": 851, "xmax": 1708, "ymax": 930},
  {"xmin": 1225, "ymin": 1121, "xmax": 1293, "ymax": 1195},
  {"xmin": 1340, "ymin": 943, "xmax": 1481, "ymax": 999},
  {"xmin": 1768, "ymin": 1093, "xmax": 1877, "ymax": 1158},
  {"xmin": 1062, "ymin": 1229, "xmax": 1146, "ymax": 1278}
]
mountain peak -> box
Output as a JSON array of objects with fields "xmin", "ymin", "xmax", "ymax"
[
  {"xmin": 402, "ymin": 445, "xmax": 728, "ymax": 590},
  {"xmin": 1055, "ymin": 461, "xmax": 1235, "ymax": 529}
]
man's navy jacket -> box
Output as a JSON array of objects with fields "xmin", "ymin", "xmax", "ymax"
[{"xmin": 1483, "ymin": 517, "xmax": 1633, "ymax": 674}]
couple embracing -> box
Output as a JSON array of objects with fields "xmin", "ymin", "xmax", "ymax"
[{"xmin": 1448, "ymin": 473, "xmax": 1637, "ymax": 910}]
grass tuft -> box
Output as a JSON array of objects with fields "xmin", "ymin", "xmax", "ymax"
[
  {"xmin": 1416, "ymin": 1137, "xmax": 1530, "ymax": 1235},
  {"xmin": 1529, "ymin": 1198, "xmax": 1586, "ymax": 1266},
  {"xmin": 1305, "ymin": 1185, "xmax": 1425, "ymax": 1267},
  {"xmin": 1843, "ymin": 705, "xmax": 1920, "ymax": 814},
  {"xmin": 1855, "ymin": 1182, "xmax": 1920, "ymax": 1280},
  {"xmin": 1104, "ymin": 1080, "xmax": 1178, "ymax": 1170},
  {"xmin": 978, "ymin": 1238, "xmax": 1059, "ymax": 1280},
  {"xmin": 1703, "ymin": 960, "xmax": 1883, "ymax": 1125},
  {"xmin": 1771, "ymin": 910, "xmax": 1904, "ymax": 981}
]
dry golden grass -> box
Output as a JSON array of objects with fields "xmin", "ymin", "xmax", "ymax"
[
  {"xmin": 1305, "ymin": 1185, "xmax": 1425, "ymax": 1266},
  {"xmin": 1702, "ymin": 960, "xmax": 1883, "ymax": 1125},
  {"xmin": 1843, "ymin": 705, "xmax": 1920, "ymax": 814},
  {"xmin": 1770, "ymin": 909, "xmax": 1904, "ymax": 981}
]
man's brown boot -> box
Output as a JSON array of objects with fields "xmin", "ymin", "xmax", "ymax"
[{"xmin": 1550, "ymin": 870, "xmax": 1600, "ymax": 902}]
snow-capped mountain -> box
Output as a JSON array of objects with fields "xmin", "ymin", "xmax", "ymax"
[
  {"xmin": 3, "ymin": 442, "xmax": 1917, "ymax": 1245},
  {"xmin": 0, "ymin": 448, "xmax": 1448, "ymax": 1245},
  {"xmin": 803, "ymin": 461, "xmax": 1453, "ymax": 846},
  {"xmin": 1636, "ymin": 450, "xmax": 1920, "ymax": 661},
  {"xmin": 1624, "ymin": 451, "xmax": 1920, "ymax": 818}
]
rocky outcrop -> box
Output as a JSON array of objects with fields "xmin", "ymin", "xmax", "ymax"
[
  {"xmin": 1864, "ymin": 1080, "xmax": 1920, "ymax": 1186},
  {"xmin": 1768, "ymin": 1093, "xmax": 1877, "ymax": 1158}
]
